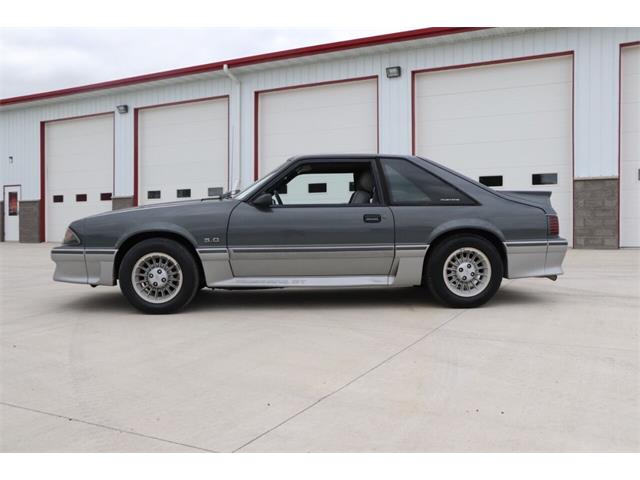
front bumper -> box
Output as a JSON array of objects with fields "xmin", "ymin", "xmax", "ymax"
[
  {"xmin": 504, "ymin": 239, "xmax": 568, "ymax": 279},
  {"xmin": 51, "ymin": 247, "xmax": 117, "ymax": 286}
]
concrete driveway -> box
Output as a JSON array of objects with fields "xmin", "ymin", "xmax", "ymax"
[{"xmin": 0, "ymin": 243, "xmax": 638, "ymax": 452}]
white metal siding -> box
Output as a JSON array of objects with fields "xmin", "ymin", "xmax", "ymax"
[
  {"xmin": 620, "ymin": 45, "xmax": 640, "ymax": 247},
  {"xmin": 45, "ymin": 114, "xmax": 114, "ymax": 242},
  {"xmin": 137, "ymin": 98, "xmax": 229, "ymax": 204},
  {"xmin": 257, "ymin": 79, "xmax": 378, "ymax": 176},
  {"xmin": 414, "ymin": 55, "xmax": 573, "ymax": 244}
]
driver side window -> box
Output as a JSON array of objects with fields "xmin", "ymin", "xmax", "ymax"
[{"xmin": 268, "ymin": 162, "xmax": 378, "ymax": 206}]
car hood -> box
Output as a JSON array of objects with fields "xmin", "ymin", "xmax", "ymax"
[
  {"xmin": 86, "ymin": 198, "xmax": 234, "ymax": 218},
  {"xmin": 69, "ymin": 198, "xmax": 241, "ymax": 248}
]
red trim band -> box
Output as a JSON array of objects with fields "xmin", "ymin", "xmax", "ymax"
[
  {"xmin": 571, "ymin": 54, "xmax": 576, "ymax": 248},
  {"xmin": 253, "ymin": 90, "xmax": 259, "ymax": 181},
  {"xmin": 0, "ymin": 27, "xmax": 485, "ymax": 107},
  {"xmin": 135, "ymin": 94, "xmax": 230, "ymax": 112},
  {"xmin": 39, "ymin": 122, "xmax": 45, "ymax": 242},
  {"xmin": 133, "ymin": 109, "xmax": 139, "ymax": 206},
  {"xmin": 411, "ymin": 50, "xmax": 574, "ymax": 77}
]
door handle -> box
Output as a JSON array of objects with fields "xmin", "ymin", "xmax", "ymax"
[{"xmin": 363, "ymin": 214, "xmax": 381, "ymax": 223}]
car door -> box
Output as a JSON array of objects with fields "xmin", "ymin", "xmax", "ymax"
[{"xmin": 227, "ymin": 159, "xmax": 395, "ymax": 277}]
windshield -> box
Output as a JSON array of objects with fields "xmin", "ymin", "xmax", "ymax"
[{"xmin": 233, "ymin": 167, "xmax": 282, "ymax": 201}]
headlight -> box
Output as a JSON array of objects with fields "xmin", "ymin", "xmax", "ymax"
[{"xmin": 62, "ymin": 227, "xmax": 81, "ymax": 245}]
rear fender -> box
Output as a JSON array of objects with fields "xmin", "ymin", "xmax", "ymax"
[{"xmin": 427, "ymin": 219, "xmax": 505, "ymax": 245}]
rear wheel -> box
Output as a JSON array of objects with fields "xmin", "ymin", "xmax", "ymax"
[
  {"xmin": 425, "ymin": 234, "xmax": 503, "ymax": 308},
  {"xmin": 119, "ymin": 238, "xmax": 200, "ymax": 314}
]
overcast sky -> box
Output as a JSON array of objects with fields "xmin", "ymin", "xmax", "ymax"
[{"xmin": 0, "ymin": 27, "xmax": 390, "ymax": 98}]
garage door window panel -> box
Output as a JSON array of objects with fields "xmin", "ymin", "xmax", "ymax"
[
  {"xmin": 532, "ymin": 173, "xmax": 558, "ymax": 185},
  {"xmin": 479, "ymin": 175, "xmax": 503, "ymax": 187}
]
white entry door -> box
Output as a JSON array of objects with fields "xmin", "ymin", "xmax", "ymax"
[{"xmin": 4, "ymin": 186, "xmax": 20, "ymax": 241}]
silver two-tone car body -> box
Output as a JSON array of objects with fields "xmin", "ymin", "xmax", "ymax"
[{"xmin": 51, "ymin": 155, "xmax": 567, "ymax": 312}]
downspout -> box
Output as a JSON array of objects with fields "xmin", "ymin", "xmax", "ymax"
[
  {"xmin": 223, "ymin": 64, "xmax": 241, "ymax": 192},
  {"xmin": 223, "ymin": 63, "xmax": 239, "ymax": 84}
]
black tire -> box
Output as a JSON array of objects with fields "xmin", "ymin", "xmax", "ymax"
[
  {"xmin": 118, "ymin": 238, "xmax": 200, "ymax": 314},
  {"xmin": 425, "ymin": 234, "xmax": 503, "ymax": 308}
]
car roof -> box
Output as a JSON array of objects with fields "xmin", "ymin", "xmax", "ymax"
[{"xmin": 288, "ymin": 154, "xmax": 416, "ymax": 162}]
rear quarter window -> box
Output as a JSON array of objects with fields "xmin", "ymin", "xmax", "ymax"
[{"xmin": 381, "ymin": 158, "xmax": 475, "ymax": 206}]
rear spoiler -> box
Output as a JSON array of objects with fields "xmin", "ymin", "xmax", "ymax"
[{"xmin": 499, "ymin": 190, "xmax": 555, "ymax": 214}]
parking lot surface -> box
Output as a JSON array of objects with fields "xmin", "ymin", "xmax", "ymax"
[{"xmin": 1, "ymin": 243, "xmax": 638, "ymax": 452}]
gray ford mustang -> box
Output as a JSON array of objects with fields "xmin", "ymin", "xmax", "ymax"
[{"xmin": 51, "ymin": 154, "xmax": 567, "ymax": 314}]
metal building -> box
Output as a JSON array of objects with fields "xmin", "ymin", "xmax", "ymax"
[{"xmin": 1, "ymin": 27, "xmax": 638, "ymax": 248}]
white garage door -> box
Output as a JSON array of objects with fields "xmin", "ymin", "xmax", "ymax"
[
  {"xmin": 138, "ymin": 97, "xmax": 229, "ymax": 205},
  {"xmin": 257, "ymin": 78, "xmax": 378, "ymax": 177},
  {"xmin": 414, "ymin": 55, "xmax": 573, "ymax": 245},
  {"xmin": 45, "ymin": 114, "xmax": 114, "ymax": 242},
  {"xmin": 620, "ymin": 45, "xmax": 640, "ymax": 247}
]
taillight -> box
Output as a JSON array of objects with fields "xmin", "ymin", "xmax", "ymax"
[
  {"xmin": 547, "ymin": 215, "xmax": 559, "ymax": 237},
  {"xmin": 62, "ymin": 227, "xmax": 81, "ymax": 245}
]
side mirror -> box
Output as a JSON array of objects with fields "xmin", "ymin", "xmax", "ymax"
[{"xmin": 252, "ymin": 193, "xmax": 273, "ymax": 208}]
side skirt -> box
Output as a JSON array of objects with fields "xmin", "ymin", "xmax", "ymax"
[
  {"xmin": 210, "ymin": 275, "xmax": 390, "ymax": 288},
  {"xmin": 197, "ymin": 244, "xmax": 429, "ymax": 288}
]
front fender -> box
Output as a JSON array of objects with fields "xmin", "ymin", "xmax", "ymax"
[{"xmin": 115, "ymin": 222, "xmax": 200, "ymax": 249}]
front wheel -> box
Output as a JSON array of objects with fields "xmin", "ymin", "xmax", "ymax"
[
  {"xmin": 119, "ymin": 238, "xmax": 200, "ymax": 314},
  {"xmin": 425, "ymin": 234, "xmax": 503, "ymax": 308}
]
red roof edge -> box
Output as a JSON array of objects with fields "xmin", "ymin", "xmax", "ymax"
[{"xmin": 0, "ymin": 27, "xmax": 488, "ymax": 107}]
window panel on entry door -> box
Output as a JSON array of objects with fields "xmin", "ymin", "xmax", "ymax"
[{"xmin": 227, "ymin": 203, "xmax": 395, "ymax": 277}]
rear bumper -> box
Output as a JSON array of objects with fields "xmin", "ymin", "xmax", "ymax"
[
  {"xmin": 51, "ymin": 247, "xmax": 117, "ymax": 286},
  {"xmin": 504, "ymin": 239, "xmax": 568, "ymax": 279}
]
